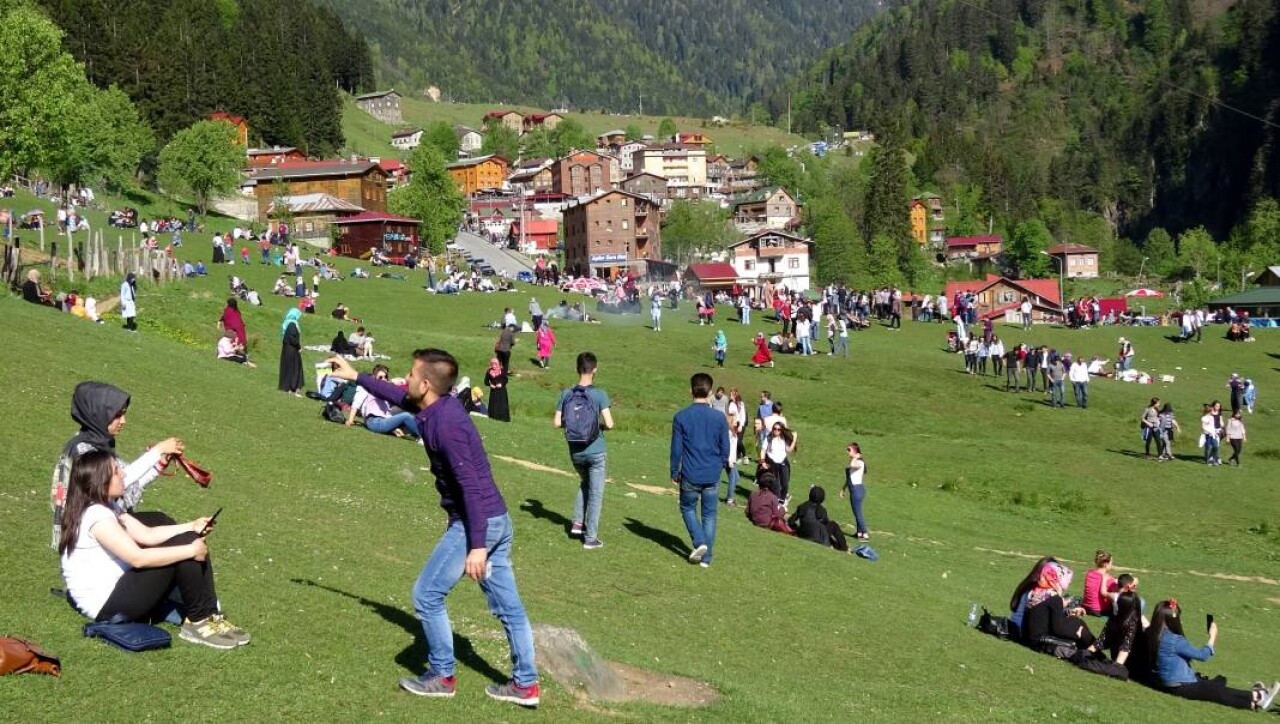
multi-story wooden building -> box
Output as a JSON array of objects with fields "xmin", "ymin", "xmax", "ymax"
[
  {"xmin": 391, "ymin": 128, "xmax": 422, "ymax": 151},
  {"xmin": 563, "ymin": 189, "xmax": 662, "ymax": 279},
  {"xmin": 333, "ymin": 211, "xmax": 420, "ymax": 259},
  {"xmin": 266, "ymin": 193, "xmax": 364, "ymax": 246},
  {"xmin": 446, "ymin": 155, "xmax": 509, "ymax": 196},
  {"xmin": 455, "ymin": 126, "xmax": 483, "ymax": 155},
  {"xmin": 246, "ymin": 146, "xmax": 306, "ymax": 169},
  {"xmin": 507, "ymin": 158, "xmax": 554, "ymax": 193},
  {"xmin": 250, "ymin": 159, "xmax": 387, "ymax": 222},
  {"xmin": 522, "ymin": 113, "xmax": 564, "ymax": 133},
  {"xmin": 619, "ymin": 172, "xmax": 669, "ymax": 203},
  {"xmin": 551, "ymin": 151, "xmax": 615, "ymax": 197},
  {"xmin": 355, "ymin": 90, "xmax": 402, "ymax": 124},
  {"xmin": 1046, "ymin": 243, "xmax": 1101, "ymax": 279},
  {"xmin": 733, "ymin": 186, "xmax": 800, "ymax": 232}
]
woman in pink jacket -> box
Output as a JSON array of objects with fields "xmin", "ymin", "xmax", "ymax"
[{"xmin": 535, "ymin": 322, "xmax": 557, "ymax": 369}]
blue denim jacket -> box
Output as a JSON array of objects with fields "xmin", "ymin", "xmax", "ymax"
[{"xmin": 1155, "ymin": 630, "xmax": 1213, "ymax": 686}]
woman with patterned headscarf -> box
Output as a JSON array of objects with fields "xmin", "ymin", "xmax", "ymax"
[
  {"xmin": 1021, "ymin": 561, "xmax": 1095, "ymax": 650},
  {"xmin": 278, "ymin": 307, "xmax": 303, "ymax": 396}
]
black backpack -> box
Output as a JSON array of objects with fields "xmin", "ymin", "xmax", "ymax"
[
  {"xmin": 561, "ymin": 386, "xmax": 601, "ymax": 444},
  {"xmin": 977, "ymin": 608, "xmax": 1012, "ymax": 640}
]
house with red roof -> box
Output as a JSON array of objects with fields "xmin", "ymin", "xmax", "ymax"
[
  {"xmin": 209, "ymin": 112, "xmax": 249, "ymax": 148},
  {"xmin": 249, "ymin": 158, "xmax": 387, "ymax": 221},
  {"xmin": 522, "ymin": 113, "xmax": 564, "ymax": 133},
  {"xmin": 508, "ymin": 218, "xmax": 559, "ymax": 254},
  {"xmin": 246, "ymin": 146, "xmax": 306, "ymax": 168},
  {"xmin": 945, "ymin": 274, "xmax": 1062, "ymax": 323},
  {"xmin": 482, "ymin": 110, "xmax": 525, "ymax": 135},
  {"xmin": 685, "ymin": 262, "xmax": 739, "ymax": 290},
  {"xmin": 945, "ymin": 235, "xmax": 1003, "ymax": 261}
]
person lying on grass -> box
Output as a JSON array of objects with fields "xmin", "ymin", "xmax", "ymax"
[
  {"xmin": 59, "ymin": 450, "xmax": 249, "ymax": 649},
  {"xmin": 1148, "ymin": 600, "xmax": 1279, "ymax": 711},
  {"xmin": 51, "ymin": 382, "xmax": 185, "ymax": 550}
]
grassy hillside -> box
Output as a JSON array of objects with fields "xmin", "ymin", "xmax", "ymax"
[
  {"xmin": 1, "ymin": 250, "xmax": 1277, "ymax": 720},
  {"xmin": 341, "ymin": 95, "xmax": 810, "ymax": 160}
]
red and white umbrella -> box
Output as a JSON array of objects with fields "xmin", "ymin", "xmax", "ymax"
[
  {"xmin": 1125, "ymin": 288, "xmax": 1164, "ymax": 298},
  {"xmin": 564, "ymin": 277, "xmax": 607, "ymax": 292}
]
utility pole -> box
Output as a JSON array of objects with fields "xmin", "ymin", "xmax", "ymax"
[
  {"xmin": 639, "ymin": 93, "xmax": 643, "ymax": 117},
  {"xmin": 787, "ymin": 94, "xmax": 792, "ymax": 135}
]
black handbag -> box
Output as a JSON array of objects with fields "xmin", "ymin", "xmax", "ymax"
[{"xmin": 977, "ymin": 608, "xmax": 1011, "ymax": 640}]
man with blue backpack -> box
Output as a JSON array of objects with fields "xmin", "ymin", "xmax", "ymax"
[{"xmin": 554, "ymin": 352, "xmax": 614, "ymax": 550}]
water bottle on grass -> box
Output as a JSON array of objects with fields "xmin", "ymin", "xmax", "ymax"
[{"xmin": 966, "ymin": 603, "xmax": 979, "ymax": 627}]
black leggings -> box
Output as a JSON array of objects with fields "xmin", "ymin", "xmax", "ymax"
[
  {"xmin": 775, "ymin": 458, "xmax": 791, "ymax": 501},
  {"xmin": 1228, "ymin": 438, "xmax": 1243, "ymax": 464},
  {"xmin": 95, "ymin": 530, "xmax": 218, "ymax": 623},
  {"xmin": 1165, "ymin": 675, "xmax": 1256, "ymax": 710}
]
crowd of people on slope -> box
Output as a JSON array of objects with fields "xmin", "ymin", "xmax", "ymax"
[
  {"xmin": 21, "ymin": 269, "xmax": 105, "ymax": 323},
  {"xmin": 993, "ymin": 555, "xmax": 1279, "ymax": 712}
]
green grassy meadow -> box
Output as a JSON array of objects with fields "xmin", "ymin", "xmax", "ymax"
[
  {"xmin": 2, "ymin": 248, "xmax": 1278, "ymax": 721},
  {"xmin": 341, "ymin": 95, "xmax": 809, "ymax": 160}
]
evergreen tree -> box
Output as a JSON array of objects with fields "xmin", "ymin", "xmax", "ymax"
[
  {"xmin": 390, "ymin": 144, "xmax": 466, "ymax": 254},
  {"xmin": 867, "ymin": 234, "xmax": 903, "ymax": 287},
  {"xmin": 808, "ymin": 197, "xmax": 867, "ymax": 287}
]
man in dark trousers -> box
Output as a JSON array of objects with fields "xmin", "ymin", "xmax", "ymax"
[
  {"xmin": 670, "ymin": 373, "xmax": 730, "ymax": 568},
  {"xmin": 327, "ymin": 350, "xmax": 540, "ymax": 707}
]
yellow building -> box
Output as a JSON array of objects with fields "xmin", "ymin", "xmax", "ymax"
[
  {"xmin": 910, "ymin": 200, "xmax": 928, "ymax": 245},
  {"xmin": 446, "ymin": 155, "xmax": 509, "ymax": 196}
]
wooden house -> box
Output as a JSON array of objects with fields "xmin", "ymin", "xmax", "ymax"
[
  {"xmin": 446, "ymin": 154, "xmax": 509, "ymax": 196},
  {"xmin": 482, "ymin": 110, "xmax": 525, "ymax": 135},
  {"xmin": 1046, "ymin": 243, "xmax": 1100, "ymax": 279},
  {"xmin": 250, "ymin": 159, "xmax": 387, "ymax": 222},
  {"xmin": 391, "ymin": 128, "xmax": 422, "ymax": 151},
  {"xmin": 355, "ymin": 90, "xmax": 402, "ymax": 124},
  {"xmin": 246, "ymin": 146, "xmax": 306, "ymax": 169},
  {"xmin": 945, "ymin": 275, "xmax": 1063, "ymax": 322},
  {"xmin": 945, "ymin": 235, "xmax": 1003, "ymax": 261},
  {"xmin": 267, "ymin": 193, "xmax": 363, "ymax": 246},
  {"xmin": 733, "ymin": 187, "xmax": 800, "ymax": 232},
  {"xmin": 523, "ymin": 113, "xmax": 564, "ymax": 133},
  {"xmin": 332, "ymin": 211, "xmax": 420, "ymax": 259},
  {"xmin": 508, "ymin": 219, "xmax": 559, "ymax": 254}
]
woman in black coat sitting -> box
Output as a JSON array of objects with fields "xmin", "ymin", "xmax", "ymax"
[
  {"xmin": 1021, "ymin": 561, "xmax": 1095, "ymax": 650},
  {"xmin": 786, "ymin": 486, "xmax": 849, "ymax": 552}
]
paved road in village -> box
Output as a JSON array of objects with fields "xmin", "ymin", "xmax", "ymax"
[{"xmin": 451, "ymin": 230, "xmax": 535, "ymax": 277}]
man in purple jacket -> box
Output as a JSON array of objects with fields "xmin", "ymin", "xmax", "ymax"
[{"xmin": 328, "ymin": 350, "xmax": 539, "ymax": 707}]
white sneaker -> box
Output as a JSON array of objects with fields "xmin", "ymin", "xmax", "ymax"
[
  {"xmin": 688, "ymin": 544, "xmax": 707, "ymax": 563},
  {"xmin": 1260, "ymin": 681, "xmax": 1280, "ymax": 711}
]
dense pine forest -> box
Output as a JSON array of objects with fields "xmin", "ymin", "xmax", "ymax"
[
  {"xmin": 37, "ymin": 0, "xmax": 373, "ymax": 155},
  {"xmin": 312, "ymin": 0, "xmax": 876, "ymax": 115},
  {"xmin": 784, "ymin": 0, "xmax": 1280, "ymax": 246}
]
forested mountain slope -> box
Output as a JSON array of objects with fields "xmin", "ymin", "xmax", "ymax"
[
  {"xmin": 314, "ymin": 0, "xmax": 877, "ymax": 115},
  {"xmin": 786, "ymin": 0, "xmax": 1280, "ymax": 241}
]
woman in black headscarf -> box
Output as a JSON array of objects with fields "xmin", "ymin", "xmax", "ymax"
[
  {"xmin": 787, "ymin": 486, "xmax": 849, "ymax": 552},
  {"xmin": 50, "ymin": 382, "xmax": 184, "ymax": 549}
]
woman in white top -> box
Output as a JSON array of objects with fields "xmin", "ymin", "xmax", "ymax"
[
  {"xmin": 59, "ymin": 450, "xmax": 248, "ymax": 649},
  {"xmin": 1200, "ymin": 404, "xmax": 1221, "ymax": 465},
  {"xmin": 346, "ymin": 365, "xmax": 419, "ymax": 438},
  {"xmin": 723, "ymin": 405, "xmax": 741, "ymax": 506},
  {"xmin": 760, "ymin": 421, "xmax": 797, "ymax": 503},
  {"xmin": 837, "ymin": 441, "xmax": 869, "ymax": 540}
]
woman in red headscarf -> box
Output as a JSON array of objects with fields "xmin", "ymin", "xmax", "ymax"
[
  {"xmin": 1021, "ymin": 561, "xmax": 1095, "ymax": 651},
  {"xmin": 484, "ymin": 357, "xmax": 510, "ymax": 422},
  {"xmin": 218, "ymin": 298, "xmax": 246, "ymax": 346},
  {"xmin": 751, "ymin": 332, "xmax": 774, "ymax": 368}
]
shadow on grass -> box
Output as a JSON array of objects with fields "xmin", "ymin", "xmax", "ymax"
[
  {"xmin": 1106, "ymin": 449, "xmax": 1208, "ymax": 464},
  {"xmin": 290, "ymin": 578, "xmax": 506, "ymax": 682},
  {"xmin": 519, "ymin": 498, "xmax": 574, "ymax": 537},
  {"xmin": 623, "ymin": 517, "xmax": 690, "ymax": 559}
]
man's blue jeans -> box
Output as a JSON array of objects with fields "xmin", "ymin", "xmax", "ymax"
[
  {"xmin": 679, "ymin": 480, "xmax": 718, "ymax": 564},
  {"xmin": 366, "ymin": 412, "xmax": 419, "ymax": 437},
  {"xmin": 799, "ymin": 335, "xmax": 813, "ymax": 356},
  {"xmin": 1049, "ymin": 380, "xmax": 1065, "ymax": 407},
  {"xmin": 724, "ymin": 464, "xmax": 739, "ymax": 502},
  {"xmin": 571, "ymin": 451, "xmax": 607, "ymax": 541},
  {"xmin": 1073, "ymin": 381, "xmax": 1089, "ymax": 408},
  {"xmin": 412, "ymin": 515, "xmax": 537, "ymax": 687}
]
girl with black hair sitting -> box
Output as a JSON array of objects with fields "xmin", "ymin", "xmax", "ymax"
[
  {"xmin": 1149, "ymin": 599, "xmax": 1277, "ymax": 710},
  {"xmin": 59, "ymin": 450, "xmax": 249, "ymax": 650},
  {"xmin": 1085, "ymin": 591, "xmax": 1151, "ymax": 681}
]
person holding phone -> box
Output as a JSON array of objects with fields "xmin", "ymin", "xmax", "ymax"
[
  {"xmin": 58, "ymin": 450, "xmax": 249, "ymax": 649},
  {"xmin": 326, "ymin": 351, "xmax": 540, "ymax": 707},
  {"xmin": 1149, "ymin": 600, "xmax": 1278, "ymax": 710}
]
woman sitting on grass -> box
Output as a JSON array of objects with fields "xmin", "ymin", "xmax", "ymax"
[
  {"xmin": 746, "ymin": 471, "xmax": 791, "ymax": 533},
  {"xmin": 1148, "ymin": 600, "xmax": 1278, "ymax": 711},
  {"xmin": 1081, "ymin": 549, "xmax": 1119, "ymax": 617},
  {"xmin": 346, "ymin": 365, "xmax": 419, "ymax": 439},
  {"xmin": 1084, "ymin": 591, "xmax": 1151, "ymax": 682},
  {"xmin": 787, "ymin": 486, "xmax": 849, "ymax": 552},
  {"xmin": 59, "ymin": 450, "xmax": 249, "ymax": 649},
  {"xmin": 1021, "ymin": 561, "xmax": 1095, "ymax": 650},
  {"xmin": 216, "ymin": 330, "xmax": 256, "ymax": 367},
  {"xmin": 1009, "ymin": 557, "xmax": 1057, "ymax": 641}
]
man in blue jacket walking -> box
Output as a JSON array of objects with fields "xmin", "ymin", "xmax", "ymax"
[{"xmin": 670, "ymin": 372, "xmax": 730, "ymax": 568}]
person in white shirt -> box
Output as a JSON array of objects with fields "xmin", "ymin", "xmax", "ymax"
[
  {"xmin": 58, "ymin": 449, "xmax": 248, "ymax": 648},
  {"xmin": 1020, "ymin": 297, "xmax": 1033, "ymax": 330},
  {"xmin": 1068, "ymin": 358, "xmax": 1090, "ymax": 408},
  {"xmin": 1199, "ymin": 404, "xmax": 1221, "ymax": 466}
]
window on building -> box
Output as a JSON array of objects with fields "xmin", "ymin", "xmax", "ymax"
[
  {"xmin": 788, "ymin": 257, "xmax": 800, "ymax": 269},
  {"xmin": 744, "ymin": 260, "xmax": 754, "ymax": 270},
  {"xmin": 622, "ymin": 220, "xmax": 629, "ymax": 230},
  {"xmin": 304, "ymin": 222, "xmax": 314, "ymax": 232}
]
